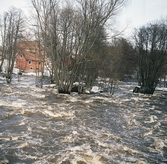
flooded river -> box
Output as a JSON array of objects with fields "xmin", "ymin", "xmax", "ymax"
[{"xmin": 0, "ymin": 75, "xmax": 167, "ymax": 164}]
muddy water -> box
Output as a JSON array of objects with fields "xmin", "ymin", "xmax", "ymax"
[{"xmin": 0, "ymin": 75, "xmax": 167, "ymax": 164}]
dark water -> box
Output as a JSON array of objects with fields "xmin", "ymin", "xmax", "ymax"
[{"xmin": 0, "ymin": 75, "xmax": 167, "ymax": 164}]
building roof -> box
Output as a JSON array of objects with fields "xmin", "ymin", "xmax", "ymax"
[
  {"xmin": 17, "ymin": 41, "xmax": 45, "ymax": 61},
  {"xmin": 19, "ymin": 50, "xmax": 44, "ymax": 61},
  {"xmin": 17, "ymin": 40, "xmax": 41, "ymax": 50}
]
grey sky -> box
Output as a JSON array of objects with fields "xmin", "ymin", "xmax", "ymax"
[
  {"xmin": 0, "ymin": 0, "xmax": 167, "ymax": 38},
  {"xmin": 118, "ymin": 0, "xmax": 167, "ymax": 37}
]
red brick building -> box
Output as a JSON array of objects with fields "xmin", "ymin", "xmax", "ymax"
[{"xmin": 15, "ymin": 41, "xmax": 45, "ymax": 72}]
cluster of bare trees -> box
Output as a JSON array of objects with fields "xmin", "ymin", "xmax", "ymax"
[
  {"xmin": 134, "ymin": 20, "xmax": 167, "ymax": 94},
  {"xmin": 0, "ymin": 0, "xmax": 130, "ymax": 93},
  {"xmin": 0, "ymin": 8, "xmax": 25, "ymax": 83},
  {"xmin": 1, "ymin": 0, "xmax": 166, "ymax": 95},
  {"xmin": 31, "ymin": 0, "xmax": 127, "ymax": 93}
]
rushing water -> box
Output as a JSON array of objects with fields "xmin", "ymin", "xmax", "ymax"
[{"xmin": 0, "ymin": 74, "xmax": 167, "ymax": 164}]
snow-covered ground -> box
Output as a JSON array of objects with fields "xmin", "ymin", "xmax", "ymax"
[{"xmin": 0, "ymin": 74, "xmax": 167, "ymax": 164}]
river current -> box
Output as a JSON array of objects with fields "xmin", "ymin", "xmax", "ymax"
[{"xmin": 0, "ymin": 75, "xmax": 167, "ymax": 164}]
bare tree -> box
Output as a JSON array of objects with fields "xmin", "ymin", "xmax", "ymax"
[
  {"xmin": 0, "ymin": 14, "xmax": 8, "ymax": 73},
  {"xmin": 134, "ymin": 21, "xmax": 167, "ymax": 94},
  {"xmin": 31, "ymin": 0, "xmax": 59, "ymax": 88},
  {"xmin": 31, "ymin": 0, "xmax": 128, "ymax": 93},
  {"xmin": 1, "ymin": 8, "xmax": 25, "ymax": 83}
]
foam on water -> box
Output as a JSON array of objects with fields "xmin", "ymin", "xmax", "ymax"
[
  {"xmin": 152, "ymin": 138, "xmax": 166, "ymax": 150},
  {"xmin": 53, "ymin": 144, "xmax": 109, "ymax": 164},
  {"xmin": 0, "ymin": 101, "xmax": 26, "ymax": 108},
  {"xmin": 143, "ymin": 129, "xmax": 153, "ymax": 136},
  {"xmin": 43, "ymin": 110, "xmax": 75, "ymax": 118}
]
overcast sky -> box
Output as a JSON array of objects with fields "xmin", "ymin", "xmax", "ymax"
[
  {"xmin": 0, "ymin": 0, "xmax": 167, "ymax": 38},
  {"xmin": 118, "ymin": 0, "xmax": 167, "ymax": 38}
]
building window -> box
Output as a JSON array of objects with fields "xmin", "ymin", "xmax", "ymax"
[
  {"xmin": 39, "ymin": 62, "xmax": 41, "ymax": 65},
  {"xmin": 30, "ymin": 67, "xmax": 33, "ymax": 70},
  {"xmin": 28, "ymin": 60, "xmax": 32, "ymax": 64},
  {"xmin": 20, "ymin": 54, "xmax": 22, "ymax": 58}
]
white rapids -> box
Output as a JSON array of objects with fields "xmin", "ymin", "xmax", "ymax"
[{"xmin": 0, "ymin": 75, "xmax": 167, "ymax": 164}]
